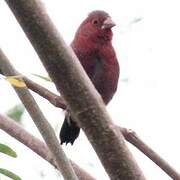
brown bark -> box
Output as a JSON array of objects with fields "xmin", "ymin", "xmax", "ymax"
[
  {"xmin": 120, "ymin": 127, "xmax": 180, "ymax": 180},
  {"xmin": 23, "ymin": 77, "xmax": 66, "ymax": 109}
]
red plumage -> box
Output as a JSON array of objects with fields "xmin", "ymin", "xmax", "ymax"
[{"xmin": 60, "ymin": 10, "xmax": 119, "ymax": 145}]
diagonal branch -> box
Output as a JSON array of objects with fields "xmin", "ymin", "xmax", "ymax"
[
  {"xmin": 0, "ymin": 49, "xmax": 78, "ymax": 180},
  {"xmin": 120, "ymin": 127, "xmax": 180, "ymax": 180},
  {"xmin": 23, "ymin": 77, "xmax": 66, "ymax": 109},
  {"xmin": 0, "ymin": 114, "xmax": 95, "ymax": 180}
]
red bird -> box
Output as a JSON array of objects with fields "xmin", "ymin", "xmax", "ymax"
[{"xmin": 60, "ymin": 10, "xmax": 119, "ymax": 145}]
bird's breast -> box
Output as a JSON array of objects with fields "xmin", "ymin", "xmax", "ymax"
[
  {"xmin": 79, "ymin": 52, "xmax": 119, "ymax": 104},
  {"xmin": 72, "ymin": 43, "xmax": 119, "ymax": 105}
]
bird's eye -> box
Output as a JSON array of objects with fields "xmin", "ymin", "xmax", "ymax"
[{"xmin": 92, "ymin": 19, "xmax": 99, "ymax": 26}]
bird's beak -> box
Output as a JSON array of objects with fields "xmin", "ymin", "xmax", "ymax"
[{"xmin": 101, "ymin": 17, "xmax": 116, "ymax": 29}]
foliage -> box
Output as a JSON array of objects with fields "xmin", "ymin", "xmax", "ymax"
[
  {"xmin": 6, "ymin": 104, "xmax": 25, "ymax": 123},
  {"xmin": 32, "ymin": 73, "xmax": 52, "ymax": 82},
  {"xmin": 0, "ymin": 143, "xmax": 17, "ymax": 158},
  {"xmin": 0, "ymin": 168, "xmax": 21, "ymax": 180},
  {"xmin": 0, "ymin": 144, "xmax": 21, "ymax": 180}
]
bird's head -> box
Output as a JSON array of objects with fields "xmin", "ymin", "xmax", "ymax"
[{"xmin": 75, "ymin": 10, "xmax": 116, "ymax": 45}]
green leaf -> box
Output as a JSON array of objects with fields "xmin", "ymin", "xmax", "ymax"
[
  {"xmin": 0, "ymin": 168, "xmax": 21, "ymax": 180},
  {"xmin": 6, "ymin": 104, "xmax": 25, "ymax": 123},
  {"xmin": 32, "ymin": 73, "xmax": 52, "ymax": 82},
  {"xmin": 0, "ymin": 144, "xmax": 17, "ymax": 158}
]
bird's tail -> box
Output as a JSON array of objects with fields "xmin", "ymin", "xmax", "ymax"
[{"xmin": 60, "ymin": 114, "xmax": 80, "ymax": 145}]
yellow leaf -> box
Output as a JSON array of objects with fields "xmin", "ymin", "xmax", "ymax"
[{"xmin": 5, "ymin": 77, "xmax": 26, "ymax": 88}]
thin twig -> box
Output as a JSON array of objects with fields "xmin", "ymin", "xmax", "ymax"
[
  {"xmin": 120, "ymin": 127, "xmax": 180, "ymax": 180},
  {"xmin": 23, "ymin": 77, "xmax": 66, "ymax": 109},
  {"xmin": 0, "ymin": 114, "xmax": 95, "ymax": 180},
  {"xmin": 0, "ymin": 49, "xmax": 78, "ymax": 180}
]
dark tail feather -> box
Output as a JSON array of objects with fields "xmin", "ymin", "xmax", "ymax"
[{"xmin": 60, "ymin": 115, "xmax": 80, "ymax": 145}]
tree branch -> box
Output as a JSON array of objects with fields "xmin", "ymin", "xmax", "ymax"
[
  {"xmin": 120, "ymin": 127, "xmax": 180, "ymax": 180},
  {"xmin": 4, "ymin": 0, "xmax": 145, "ymax": 179},
  {"xmin": 0, "ymin": 114, "xmax": 95, "ymax": 180},
  {"xmin": 0, "ymin": 49, "xmax": 78, "ymax": 180},
  {"xmin": 23, "ymin": 77, "xmax": 66, "ymax": 109}
]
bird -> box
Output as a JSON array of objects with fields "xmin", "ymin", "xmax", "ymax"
[{"xmin": 60, "ymin": 10, "xmax": 120, "ymax": 145}]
